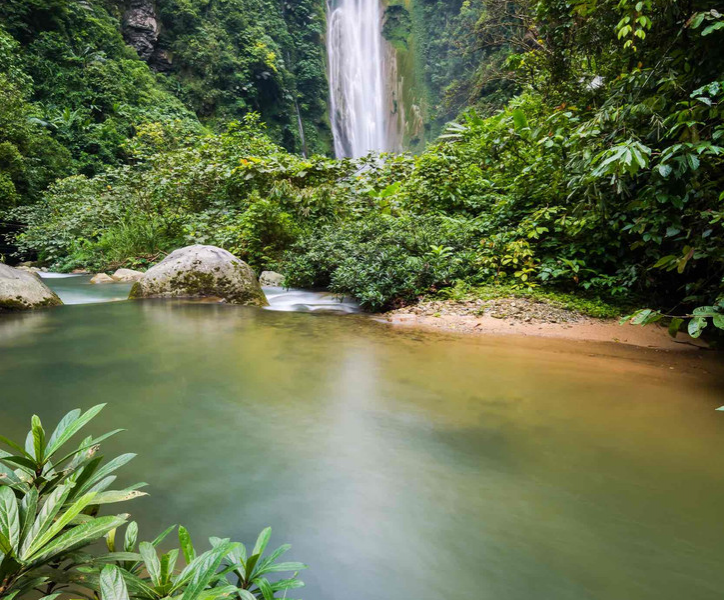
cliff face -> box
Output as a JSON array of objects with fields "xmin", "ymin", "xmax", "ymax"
[
  {"xmin": 122, "ymin": 0, "xmax": 158, "ymax": 60},
  {"xmin": 121, "ymin": 0, "xmax": 171, "ymax": 71},
  {"xmin": 381, "ymin": 0, "xmax": 429, "ymax": 152}
]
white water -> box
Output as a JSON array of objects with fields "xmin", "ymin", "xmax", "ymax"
[
  {"xmin": 43, "ymin": 275, "xmax": 360, "ymax": 313},
  {"xmin": 327, "ymin": 0, "xmax": 391, "ymax": 158}
]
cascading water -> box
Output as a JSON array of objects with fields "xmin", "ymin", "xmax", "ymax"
[{"xmin": 327, "ymin": 0, "xmax": 393, "ymax": 158}]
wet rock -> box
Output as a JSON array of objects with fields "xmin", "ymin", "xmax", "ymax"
[
  {"xmin": 129, "ymin": 244, "xmax": 268, "ymax": 306},
  {"xmin": 259, "ymin": 271, "xmax": 285, "ymax": 287},
  {"xmin": 0, "ymin": 264, "xmax": 63, "ymax": 311},
  {"xmin": 90, "ymin": 273, "xmax": 114, "ymax": 284},
  {"xmin": 111, "ymin": 268, "xmax": 144, "ymax": 282}
]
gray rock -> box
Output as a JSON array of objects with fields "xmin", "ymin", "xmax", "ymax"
[
  {"xmin": 129, "ymin": 245, "xmax": 268, "ymax": 306},
  {"xmin": 0, "ymin": 264, "xmax": 63, "ymax": 311},
  {"xmin": 111, "ymin": 268, "xmax": 144, "ymax": 282},
  {"xmin": 90, "ymin": 273, "xmax": 114, "ymax": 284},
  {"xmin": 123, "ymin": 0, "xmax": 159, "ymax": 61},
  {"xmin": 259, "ymin": 271, "xmax": 285, "ymax": 287}
]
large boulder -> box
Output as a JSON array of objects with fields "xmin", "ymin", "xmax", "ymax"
[
  {"xmin": 259, "ymin": 271, "xmax": 285, "ymax": 287},
  {"xmin": 129, "ymin": 245, "xmax": 268, "ymax": 306},
  {"xmin": 111, "ymin": 268, "xmax": 144, "ymax": 282},
  {"xmin": 0, "ymin": 264, "xmax": 63, "ymax": 311},
  {"xmin": 90, "ymin": 273, "xmax": 114, "ymax": 284}
]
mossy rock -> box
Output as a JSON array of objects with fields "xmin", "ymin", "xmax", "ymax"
[
  {"xmin": 0, "ymin": 264, "xmax": 63, "ymax": 312},
  {"xmin": 128, "ymin": 245, "xmax": 268, "ymax": 306}
]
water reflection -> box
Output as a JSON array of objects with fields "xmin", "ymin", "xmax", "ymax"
[{"xmin": 0, "ymin": 300, "xmax": 723, "ymax": 600}]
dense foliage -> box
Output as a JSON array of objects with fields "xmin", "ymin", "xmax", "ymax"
[
  {"xmin": 1, "ymin": 0, "xmax": 723, "ymax": 336},
  {"xmin": 0, "ymin": 405, "xmax": 306, "ymax": 599}
]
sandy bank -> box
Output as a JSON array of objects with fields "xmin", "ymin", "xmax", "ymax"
[{"xmin": 380, "ymin": 297, "xmax": 711, "ymax": 351}]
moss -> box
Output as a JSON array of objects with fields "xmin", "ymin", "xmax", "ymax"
[
  {"xmin": 130, "ymin": 265, "xmax": 268, "ymax": 307},
  {"xmin": 0, "ymin": 294, "xmax": 62, "ymax": 312}
]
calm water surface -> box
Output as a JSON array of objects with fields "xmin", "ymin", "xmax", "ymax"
[{"xmin": 1, "ymin": 279, "xmax": 724, "ymax": 600}]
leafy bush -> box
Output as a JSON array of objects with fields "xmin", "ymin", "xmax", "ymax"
[{"xmin": 285, "ymin": 214, "xmax": 482, "ymax": 310}]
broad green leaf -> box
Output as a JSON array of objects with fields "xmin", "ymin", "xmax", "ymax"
[
  {"xmin": 46, "ymin": 409, "xmax": 81, "ymax": 453},
  {"xmin": 24, "ymin": 492, "xmax": 98, "ymax": 559},
  {"xmin": 196, "ymin": 585, "xmax": 238, "ymax": 600},
  {"xmin": 27, "ymin": 514, "xmax": 127, "ymax": 566},
  {"xmin": 237, "ymin": 590, "xmax": 257, "ymax": 600},
  {"xmin": 512, "ymin": 109, "xmax": 528, "ymax": 130},
  {"xmin": 94, "ymin": 489, "xmax": 148, "ymax": 505},
  {"xmin": 20, "ymin": 485, "xmax": 71, "ymax": 558},
  {"xmin": 179, "ymin": 525, "xmax": 196, "ymax": 563},
  {"xmin": 256, "ymin": 561, "xmax": 307, "ymax": 575},
  {"xmin": 179, "ymin": 542, "xmax": 238, "ymax": 600},
  {"xmin": 139, "ymin": 541, "xmax": 162, "ymax": 587},
  {"xmin": 45, "ymin": 404, "xmax": 106, "ymax": 460},
  {"xmin": 0, "ymin": 486, "xmax": 20, "ymax": 554},
  {"xmin": 252, "ymin": 527, "xmax": 271, "ymax": 557},
  {"xmin": 100, "ymin": 564, "xmax": 130, "ymax": 600},
  {"xmin": 18, "ymin": 486, "xmax": 38, "ymax": 544},
  {"xmin": 160, "ymin": 548, "xmax": 179, "ymax": 586},
  {"xmin": 253, "ymin": 577, "xmax": 275, "ymax": 600},
  {"xmin": 668, "ymin": 318, "xmax": 683, "ymax": 338},
  {"xmin": 124, "ymin": 521, "xmax": 138, "ymax": 552},
  {"xmin": 713, "ymin": 314, "xmax": 724, "ymax": 329},
  {"xmin": 687, "ymin": 316, "xmax": 707, "ymax": 338},
  {"xmin": 78, "ymin": 453, "xmax": 137, "ymax": 495},
  {"xmin": 31, "ymin": 416, "xmax": 46, "ymax": 464}
]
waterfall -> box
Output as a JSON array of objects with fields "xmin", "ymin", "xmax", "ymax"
[{"xmin": 327, "ymin": 0, "xmax": 393, "ymax": 158}]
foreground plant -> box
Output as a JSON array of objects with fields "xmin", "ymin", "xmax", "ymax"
[
  {"xmin": 0, "ymin": 406, "xmax": 307, "ymax": 599},
  {"xmin": 87, "ymin": 524, "xmax": 306, "ymax": 600},
  {"xmin": 0, "ymin": 404, "xmax": 145, "ymax": 598}
]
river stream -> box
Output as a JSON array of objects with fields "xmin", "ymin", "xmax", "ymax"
[{"xmin": 1, "ymin": 277, "xmax": 723, "ymax": 599}]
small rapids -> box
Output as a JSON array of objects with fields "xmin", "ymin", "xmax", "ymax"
[{"xmin": 40, "ymin": 273, "xmax": 360, "ymax": 313}]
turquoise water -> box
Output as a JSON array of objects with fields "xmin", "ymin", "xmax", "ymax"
[{"xmin": 1, "ymin": 279, "xmax": 724, "ymax": 599}]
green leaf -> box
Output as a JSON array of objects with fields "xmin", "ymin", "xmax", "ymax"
[
  {"xmin": 702, "ymin": 21, "xmax": 724, "ymax": 35},
  {"xmin": 0, "ymin": 435, "xmax": 32, "ymax": 459},
  {"xmin": 100, "ymin": 564, "xmax": 130, "ymax": 600},
  {"xmin": 668, "ymin": 318, "xmax": 684, "ymax": 338},
  {"xmin": 237, "ymin": 590, "xmax": 257, "ymax": 600},
  {"xmin": 0, "ymin": 486, "xmax": 20, "ymax": 554},
  {"xmin": 512, "ymin": 109, "xmax": 528, "ymax": 130},
  {"xmin": 20, "ymin": 485, "xmax": 71, "ymax": 558},
  {"xmin": 46, "ymin": 409, "xmax": 81, "ymax": 453},
  {"xmin": 45, "ymin": 404, "xmax": 106, "ymax": 460},
  {"xmin": 139, "ymin": 541, "xmax": 162, "ymax": 587},
  {"xmin": 18, "ymin": 487, "xmax": 38, "ymax": 544},
  {"xmin": 252, "ymin": 527, "xmax": 271, "ymax": 558},
  {"xmin": 179, "ymin": 543, "xmax": 237, "ymax": 600},
  {"xmin": 179, "ymin": 526, "xmax": 196, "ymax": 564},
  {"xmin": 27, "ymin": 514, "xmax": 128, "ymax": 566},
  {"xmin": 713, "ymin": 314, "xmax": 724, "ymax": 329},
  {"xmin": 124, "ymin": 521, "xmax": 138, "ymax": 552},
  {"xmin": 687, "ymin": 316, "xmax": 707, "ymax": 338},
  {"xmin": 93, "ymin": 489, "xmax": 148, "ymax": 505},
  {"xmin": 151, "ymin": 524, "xmax": 176, "ymax": 547},
  {"xmin": 254, "ymin": 577, "xmax": 275, "ymax": 600},
  {"xmin": 23, "ymin": 492, "xmax": 98, "ymax": 560},
  {"xmin": 31, "ymin": 415, "xmax": 46, "ymax": 465}
]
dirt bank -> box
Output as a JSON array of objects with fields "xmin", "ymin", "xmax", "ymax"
[{"xmin": 381, "ymin": 297, "xmax": 710, "ymax": 351}]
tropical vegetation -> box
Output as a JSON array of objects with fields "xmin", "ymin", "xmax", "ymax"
[
  {"xmin": 0, "ymin": 404, "xmax": 306, "ymax": 599},
  {"xmin": 1, "ymin": 0, "xmax": 723, "ymax": 337}
]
